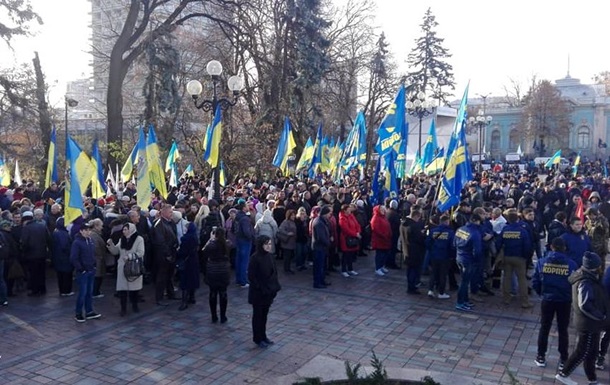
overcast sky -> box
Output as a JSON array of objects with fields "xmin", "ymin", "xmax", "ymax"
[{"xmin": 2, "ymin": 0, "xmax": 609, "ymax": 105}]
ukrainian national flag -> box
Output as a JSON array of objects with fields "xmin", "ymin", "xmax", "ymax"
[
  {"xmin": 165, "ymin": 140, "xmax": 180, "ymax": 172},
  {"xmin": 0, "ymin": 158, "xmax": 10, "ymax": 186},
  {"xmin": 45, "ymin": 126, "xmax": 58, "ymax": 188},
  {"xmin": 424, "ymin": 148, "xmax": 445, "ymax": 175},
  {"xmin": 146, "ymin": 125, "xmax": 168, "ymax": 198},
  {"xmin": 296, "ymin": 137, "xmax": 315, "ymax": 173},
  {"xmin": 121, "ymin": 142, "xmax": 138, "ymax": 182},
  {"xmin": 446, "ymin": 84, "xmax": 469, "ymax": 160},
  {"xmin": 437, "ymin": 130, "xmax": 472, "ymax": 213},
  {"xmin": 91, "ymin": 139, "xmax": 107, "ymax": 199},
  {"xmin": 272, "ymin": 116, "xmax": 297, "ymax": 175},
  {"xmin": 544, "ymin": 149, "xmax": 562, "ymax": 169},
  {"xmin": 319, "ymin": 136, "xmax": 332, "ymax": 173},
  {"xmin": 135, "ymin": 127, "xmax": 152, "ymax": 208},
  {"xmin": 65, "ymin": 136, "xmax": 95, "ymax": 224},
  {"xmin": 181, "ymin": 164, "xmax": 194, "ymax": 179},
  {"xmin": 572, "ymin": 151, "xmax": 581, "ymax": 177},
  {"xmin": 309, "ymin": 124, "xmax": 323, "ymax": 176},
  {"xmin": 219, "ymin": 161, "xmax": 226, "ymax": 187},
  {"xmin": 203, "ymin": 105, "xmax": 222, "ymax": 168}
]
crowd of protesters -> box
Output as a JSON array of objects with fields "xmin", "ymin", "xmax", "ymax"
[{"xmin": 2, "ymin": 159, "xmax": 610, "ymax": 374}]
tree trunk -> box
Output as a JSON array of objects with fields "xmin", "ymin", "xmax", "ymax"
[{"xmin": 32, "ymin": 52, "xmax": 52, "ymax": 183}]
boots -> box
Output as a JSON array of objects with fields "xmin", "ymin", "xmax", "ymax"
[
  {"xmin": 178, "ymin": 290, "xmax": 188, "ymax": 311},
  {"xmin": 129, "ymin": 291, "xmax": 139, "ymax": 313},
  {"xmin": 119, "ymin": 291, "xmax": 127, "ymax": 316},
  {"xmin": 188, "ymin": 289, "xmax": 196, "ymax": 304},
  {"xmin": 219, "ymin": 291, "xmax": 228, "ymax": 324},
  {"xmin": 209, "ymin": 292, "xmax": 218, "ymax": 323}
]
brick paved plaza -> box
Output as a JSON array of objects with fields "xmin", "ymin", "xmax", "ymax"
[{"xmin": 0, "ymin": 254, "xmax": 602, "ymax": 384}]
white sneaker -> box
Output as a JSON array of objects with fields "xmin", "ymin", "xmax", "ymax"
[
  {"xmin": 381, "ymin": 267, "xmax": 389, "ymax": 273},
  {"xmin": 375, "ymin": 269, "xmax": 385, "ymax": 276},
  {"xmin": 427, "ymin": 290, "xmax": 435, "ymax": 298},
  {"xmin": 554, "ymin": 374, "xmax": 577, "ymax": 385},
  {"xmin": 341, "ymin": 272, "xmax": 350, "ymax": 278},
  {"xmin": 348, "ymin": 270, "xmax": 358, "ymax": 276},
  {"xmin": 437, "ymin": 293, "xmax": 451, "ymax": 299}
]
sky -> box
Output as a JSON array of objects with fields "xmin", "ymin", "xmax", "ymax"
[{"xmin": 1, "ymin": 0, "xmax": 610, "ymax": 105}]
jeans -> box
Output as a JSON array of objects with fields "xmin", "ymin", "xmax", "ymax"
[
  {"xmin": 537, "ymin": 300, "xmax": 571, "ymax": 360},
  {"xmin": 470, "ymin": 262, "xmax": 483, "ymax": 294},
  {"xmin": 457, "ymin": 261, "xmax": 473, "ymax": 305},
  {"xmin": 75, "ymin": 270, "xmax": 95, "ymax": 316},
  {"xmin": 407, "ymin": 266, "xmax": 421, "ymax": 291},
  {"xmin": 375, "ymin": 249, "xmax": 390, "ymax": 270},
  {"xmin": 0, "ymin": 261, "xmax": 6, "ymax": 302},
  {"xmin": 294, "ymin": 242, "xmax": 308, "ymax": 268},
  {"xmin": 235, "ymin": 239, "xmax": 252, "ymax": 286},
  {"xmin": 429, "ymin": 259, "xmax": 449, "ymax": 294},
  {"xmin": 313, "ymin": 249, "xmax": 326, "ymax": 286}
]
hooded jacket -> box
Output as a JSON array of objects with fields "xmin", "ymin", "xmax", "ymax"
[{"xmin": 569, "ymin": 268, "xmax": 607, "ymax": 332}]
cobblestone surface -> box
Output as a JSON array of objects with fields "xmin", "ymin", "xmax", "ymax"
[{"xmin": 0, "ymin": 254, "xmax": 600, "ymax": 384}]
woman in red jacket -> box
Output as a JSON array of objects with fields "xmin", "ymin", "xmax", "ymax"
[
  {"xmin": 370, "ymin": 205, "xmax": 392, "ymax": 276},
  {"xmin": 338, "ymin": 203, "xmax": 361, "ymax": 278}
]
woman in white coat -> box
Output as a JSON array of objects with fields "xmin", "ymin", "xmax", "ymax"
[
  {"xmin": 108, "ymin": 223, "xmax": 145, "ymax": 316},
  {"xmin": 255, "ymin": 209, "xmax": 278, "ymax": 254}
]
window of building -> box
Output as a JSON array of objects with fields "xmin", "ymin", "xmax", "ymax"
[
  {"xmin": 577, "ymin": 126, "xmax": 590, "ymax": 149},
  {"xmin": 491, "ymin": 130, "xmax": 500, "ymax": 150},
  {"xmin": 509, "ymin": 130, "xmax": 520, "ymax": 151}
]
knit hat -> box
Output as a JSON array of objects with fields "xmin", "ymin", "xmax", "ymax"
[
  {"xmin": 320, "ymin": 206, "xmax": 332, "ymax": 216},
  {"xmin": 582, "ymin": 251, "xmax": 602, "ymax": 271}
]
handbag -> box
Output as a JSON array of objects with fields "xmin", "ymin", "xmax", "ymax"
[
  {"xmin": 346, "ymin": 236, "xmax": 359, "ymax": 248},
  {"xmin": 123, "ymin": 253, "xmax": 144, "ymax": 282}
]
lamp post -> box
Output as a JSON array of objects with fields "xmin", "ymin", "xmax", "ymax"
[
  {"xmin": 64, "ymin": 96, "xmax": 78, "ymax": 142},
  {"xmin": 186, "ymin": 60, "xmax": 243, "ymax": 201},
  {"xmin": 468, "ymin": 110, "xmax": 492, "ymax": 172},
  {"xmin": 406, "ymin": 91, "xmax": 436, "ymax": 154}
]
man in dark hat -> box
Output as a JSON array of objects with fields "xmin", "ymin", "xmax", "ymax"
[{"xmin": 556, "ymin": 252, "xmax": 607, "ymax": 384}]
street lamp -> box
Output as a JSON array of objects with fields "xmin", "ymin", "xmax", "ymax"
[
  {"xmin": 468, "ymin": 110, "xmax": 492, "ymax": 172},
  {"xmin": 64, "ymin": 96, "xmax": 78, "ymax": 146},
  {"xmin": 406, "ymin": 91, "xmax": 436, "ymax": 154},
  {"xmin": 186, "ymin": 60, "xmax": 243, "ymax": 201}
]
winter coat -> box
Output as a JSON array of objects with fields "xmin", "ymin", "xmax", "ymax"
[
  {"xmin": 70, "ymin": 233, "xmax": 96, "ymax": 273},
  {"xmin": 546, "ymin": 220, "xmax": 567, "ymax": 249},
  {"xmin": 235, "ymin": 211, "xmax": 255, "ymax": 242},
  {"xmin": 400, "ymin": 217, "xmax": 426, "ymax": 266},
  {"xmin": 277, "ymin": 218, "xmax": 297, "ymax": 250},
  {"xmin": 51, "ymin": 224, "xmax": 72, "ymax": 272},
  {"xmin": 311, "ymin": 216, "xmax": 331, "ymax": 251},
  {"xmin": 338, "ymin": 211, "xmax": 361, "ymax": 252},
  {"xmin": 370, "ymin": 206, "xmax": 391, "ymax": 251},
  {"xmin": 90, "ymin": 229, "xmax": 107, "ymax": 277},
  {"xmin": 108, "ymin": 228, "xmax": 145, "ymax": 291},
  {"xmin": 569, "ymin": 268, "xmax": 608, "ymax": 332},
  {"xmin": 203, "ymin": 238, "xmax": 230, "ymax": 288},
  {"xmin": 248, "ymin": 250, "xmax": 281, "ymax": 305},
  {"xmin": 560, "ymin": 230, "xmax": 592, "ymax": 267},
  {"xmin": 255, "ymin": 210, "xmax": 279, "ymax": 253},
  {"xmin": 177, "ymin": 223, "xmax": 200, "ymax": 291},
  {"xmin": 21, "ymin": 220, "xmax": 50, "ymax": 260},
  {"xmin": 586, "ymin": 216, "xmax": 609, "ymax": 258}
]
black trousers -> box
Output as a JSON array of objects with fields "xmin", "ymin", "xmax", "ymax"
[
  {"xmin": 252, "ymin": 302, "xmax": 271, "ymax": 344},
  {"xmin": 155, "ymin": 256, "xmax": 175, "ymax": 302},
  {"xmin": 599, "ymin": 326, "xmax": 610, "ymax": 358},
  {"xmin": 537, "ymin": 300, "xmax": 571, "ymax": 360},
  {"xmin": 27, "ymin": 259, "xmax": 46, "ymax": 294},
  {"xmin": 561, "ymin": 331, "xmax": 600, "ymax": 382},
  {"xmin": 93, "ymin": 276, "xmax": 103, "ymax": 296},
  {"xmin": 429, "ymin": 259, "xmax": 449, "ymax": 294},
  {"xmin": 341, "ymin": 251, "xmax": 355, "ymax": 273},
  {"xmin": 283, "ymin": 249, "xmax": 294, "ymax": 272},
  {"xmin": 56, "ymin": 271, "xmax": 73, "ymax": 294},
  {"xmin": 209, "ymin": 285, "xmax": 228, "ymax": 318}
]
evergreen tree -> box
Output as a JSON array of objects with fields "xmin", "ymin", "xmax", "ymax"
[{"xmin": 406, "ymin": 7, "xmax": 455, "ymax": 105}]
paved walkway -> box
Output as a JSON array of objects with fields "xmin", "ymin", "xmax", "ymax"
[{"xmin": 0, "ymin": 254, "xmax": 602, "ymax": 384}]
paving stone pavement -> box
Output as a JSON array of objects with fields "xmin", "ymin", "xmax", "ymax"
[{"xmin": 0, "ymin": 254, "xmax": 604, "ymax": 384}]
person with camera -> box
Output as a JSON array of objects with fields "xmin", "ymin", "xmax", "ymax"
[{"xmin": 107, "ymin": 223, "xmax": 145, "ymax": 316}]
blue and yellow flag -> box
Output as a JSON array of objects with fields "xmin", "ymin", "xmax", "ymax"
[
  {"xmin": 0, "ymin": 158, "xmax": 10, "ymax": 186},
  {"xmin": 376, "ymin": 84, "xmax": 406, "ymax": 158},
  {"xmin": 572, "ymin": 151, "xmax": 581, "ymax": 177},
  {"xmin": 91, "ymin": 139, "xmax": 107, "ymax": 199},
  {"xmin": 65, "ymin": 136, "xmax": 95, "ymax": 224},
  {"xmin": 371, "ymin": 155, "xmax": 382, "ymax": 205},
  {"xmin": 181, "ymin": 164, "xmax": 194, "ymax": 179},
  {"xmin": 437, "ymin": 129, "xmax": 472, "ymax": 213},
  {"xmin": 146, "ymin": 125, "xmax": 168, "ymax": 199},
  {"xmin": 203, "ymin": 105, "xmax": 222, "ymax": 168},
  {"xmin": 319, "ymin": 136, "xmax": 333, "ymax": 173},
  {"xmin": 272, "ymin": 116, "xmax": 297, "ymax": 175},
  {"xmin": 425, "ymin": 148, "xmax": 445, "ymax": 175},
  {"xmin": 342, "ymin": 111, "xmax": 367, "ymax": 170},
  {"xmin": 135, "ymin": 127, "xmax": 152, "ymax": 208},
  {"xmin": 219, "ymin": 161, "xmax": 226, "ymax": 187},
  {"xmin": 165, "ymin": 140, "xmax": 180, "ymax": 172},
  {"xmin": 446, "ymin": 83, "xmax": 469, "ymax": 160},
  {"xmin": 309, "ymin": 124, "xmax": 323, "ymax": 176},
  {"xmin": 407, "ymin": 149, "xmax": 423, "ymax": 176},
  {"xmin": 121, "ymin": 142, "xmax": 138, "ymax": 182},
  {"xmin": 45, "ymin": 125, "xmax": 58, "ymax": 188},
  {"xmin": 421, "ymin": 119, "xmax": 438, "ymax": 169},
  {"xmin": 544, "ymin": 149, "xmax": 562, "ymax": 169},
  {"xmin": 296, "ymin": 137, "xmax": 315, "ymax": 173},
  {"xmin": 383, "ymin": 151, "xmax": 399, "ymax": 200}
]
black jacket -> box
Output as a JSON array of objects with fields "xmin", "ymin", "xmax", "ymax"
[
  {"xmin": 248, "ymin": 250, "xmax": 281, "ymax": 305},
  {"xmin": 20, "ymin": 220, "xmax": 51, "ymax": 260},
  {"xmin": 569, "ymin": 268, "xmax": 607, "ymax": 332},
  {"xmin": 151, "ymin": 218, "xmax": 178, "ymax": 260},
  {"xmin": 546, "ymin": 220, "xmax": 567, "ymax": 249}
]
